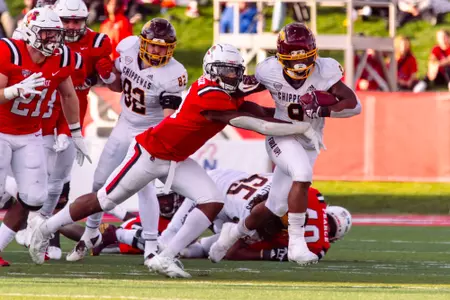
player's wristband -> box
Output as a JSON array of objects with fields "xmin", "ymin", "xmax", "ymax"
[
  {"xmin": 319, "ymin": 106, "xmax": 331, "ymax": 118},
  {"xmin": 3, "ymin": 86, "xmax": 18, "ymax": 100},
  {"xmin": 100, "ymin": 72, "xmax": 117, "ymax": 84},
  {"xmin": 68, "ymin": 122, "xmax": 81, "ymax": 132}
]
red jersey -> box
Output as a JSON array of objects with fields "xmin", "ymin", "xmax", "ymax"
[
  {"xmin": 136, "ymin": 76, "xmax": 244, "ymax": 162},
  {"xmin": 41, "ymin": 30, "xmax": 112, "ymax": 136},
  {"xmin": 431, "ymin": 45, "xmax": 450, "ymax": 74},
  {"xmin": 118, "ymin": 215, "xmax": 170, "ymax": 254},
  {"xmin": 248, "ymin": 187, "xmax": 331, "ymax": 259},
  {"xmin": 0, "ymin": 39, "xmax": 76, "ymax": 135},
  {"xmin": 41, "ymin": 51, "xmax": 86, "ymax": 136},
  {"xmin": 397, "ymin": 53, "xmax": 417, "ymax": 82}
]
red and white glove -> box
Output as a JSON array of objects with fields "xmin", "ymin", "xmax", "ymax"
[
  {"xmin": 69, "ymin": 123, "xmax": 92, "ymax": 166},
  {"xmin": 95, "ymin": 57, "xmax": 116, "ymax": 84},
  {"xmin": 53, "ymin": 134, "xmax": 71, "ymax": 153},
  {"xmin": 300, "ymin": 92, "xmax": 322, "ymax": 119},
  {"xmin": 4, "ymin": 72, "xmax": 46, "ymax": 100}
]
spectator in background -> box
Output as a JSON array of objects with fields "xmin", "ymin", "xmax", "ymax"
[
  {"xmin": 394, "ymin": 36, "xmax": 418, "ymax": 90},
  {"xmin": 413, "ymin": 29, "xmax": 450, "ymax": 92},
  {"xmin": 397, "ymin": 0, "xmax": 450, "ymax": 28},
  {"xmin": 220, "ymin": 2, "xmax": 257, "ymax": 33},
  {"xmin": 100, "ymin": 0, "xmax": 133, "ymax": 60},
  {"xmin": 355, "ymin": 49, "xmax": 387, "ymax": 91},
  {"xmin": 0, "ymin": 0, "xmax": 14, "ymax": 38},
  {"xmin": 85, "ymin": 0, "xmax": 107, "ymax": 25}
]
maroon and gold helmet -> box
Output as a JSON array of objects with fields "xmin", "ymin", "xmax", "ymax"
[
  {"xmin": 139, "ymin": 18, "xmax": 176, "ymax": 67},
  {"xmin": 277, "ymin": 22, "xmax": 318, "ymax": 80}
]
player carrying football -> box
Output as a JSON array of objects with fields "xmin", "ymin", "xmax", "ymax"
[
  {"xmin": 209, "ymin": 22, "xmax": 361, "ymax": 266},
  {"xmin": 29, "ymin": 43, "xmax": 321, "ymax": 277},
  {"xmin": 0, "ymin": 7, "xmax": 89, "ymax": 266}
]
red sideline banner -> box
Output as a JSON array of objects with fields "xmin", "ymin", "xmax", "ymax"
[{"xmin": 89, "ymin": 88, "xmax": 450, "ymax": 182}]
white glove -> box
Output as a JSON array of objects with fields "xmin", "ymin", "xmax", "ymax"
[
  {"xmin": 53, "ymin": 134, "xmax": 71, "ymax": 153},
  {"xmin": 70, "ymin": 127, "xmax": 92, "ymax": 166},
  {"xmin": 303, "ymin": 126, "xmax": 326, "ymax": 154},
  {"xmin": 4, "ymin": 72, "xmax": 46, "ymax": 100}
]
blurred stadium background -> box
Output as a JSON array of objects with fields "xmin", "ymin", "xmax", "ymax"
[{"xmin": 1, "ymin": 0, "xmax": 450, "ymax": 299}]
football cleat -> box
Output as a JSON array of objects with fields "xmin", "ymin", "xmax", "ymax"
[
  {"xmin": 288, "ymin": 239, "xmax": 319, "ymax": 266},
  {"xmin": 0, "ymin": 256, "xmax": 10, "ymax": 267},
  {"xmin": 66, "ymin": 229, "xmax": 102, "ymax": 262},
  {"xmin": 28, "ymin": 215, "xmax": 51, "ymax": 264},
  {"xmin": 145, "ymin": 254, "xmax": 191, "ymax": 278},
  {"xmin": 46, "ymin": 246, "xmax": 62, "ymax": 260},
  {"xmin": 208, "ymin": 223, "xmax": 240, "ymax": 263}
]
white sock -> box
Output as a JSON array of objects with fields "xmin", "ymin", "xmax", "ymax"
[
  {"xmin": 39, "ymin": 193, "xmax": 60, "ymax": 217},
  {"xmin": 160, "ymin": 208, "xmax": 211, "ymax": 259},
  {"xmin": 180, "ymin": 242, "xmax": 205, "ymax": 258},
  {"xmin": 43, "ymin": 205, "xmax": 74, "ymax": 237},
  {"xmin": 159, "ymin": 198, "xmax": 195, "ymax": 246},
  {"xmin": 288, "ymin": 212, "xmax": 306, "ymax": 237},
  {"xmin": 116, "ymin": 228, "xmax": 136, "ymax": 246},
  {"xmin": 137, "ymin": 188, "xmax": 159, "ymax": 240},
  {"xmin": 0, "ymin": 223, "xmax": 16, "ymax": 252},
  {"xmin": 86, "ymin": 212, "xmax": 103, "ymax": 229}
]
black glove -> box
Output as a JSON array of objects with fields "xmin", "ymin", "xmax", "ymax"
[{"xmin": 262, "ymin": 247, "xmax": 288, "ymax": 262}]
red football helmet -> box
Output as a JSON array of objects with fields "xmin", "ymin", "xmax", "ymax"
[
  {"xmin": 277, "ymin": 22, "xmax": 318, "ymax": 80},
  {"xmin": 140, "ymin": 18, "xmax": 177, "ymax": 67}
]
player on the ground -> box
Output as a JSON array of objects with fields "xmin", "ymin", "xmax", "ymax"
[
  {"xmin": 209, "ymin": 22, "xmax": 361, "ymax": 266},
  {"xmin": 29, "ymin": 43, "xmax": 322, "ymax": 277},
  {"xmin": 0, "ymin": 7, "xmax": 89, "ymax": 266},
  {"xmin": 64, "ymin": 17, "xmax": 188, "ymax": 263}
]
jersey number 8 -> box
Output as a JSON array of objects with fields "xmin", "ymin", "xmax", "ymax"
[{"xmin": 123, "ymin": 78, "xmax": 146, "ymax": 115}]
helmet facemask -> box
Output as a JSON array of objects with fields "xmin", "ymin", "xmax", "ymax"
[
  {"xmin": 139, "ymin": 37, "xmax": 176, "ymax": 67},
  {"xmin": 158, "ymin": 193, "xmax": 184, "ymax": 219},
  {"xmin": 28, "ymin": 26, "xmax": 64, "ymax": 56},
  {"xmin": 277, "ymin": 48, "xmax": 317, "ymax": 80},
  {"xmin": 60, "ymin": 17, "xmax": 87, "ymax": 42},
  {"xmin": 205, "ymin": 62, "xmax": 245, "ymax": 92}
]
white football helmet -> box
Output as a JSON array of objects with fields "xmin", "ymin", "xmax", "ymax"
[
  {"xmin": 21, "ymin": 7, "xmax": 64, "ymax": 57},
  {"xmin": 155, "ymin": 180, "xmax": 184, "ymax": 219},
  {"xmin": 203, "ymin": 43, "xmax": 245, "ymax": 92},
  {"xmin": 326, "ymin": 206, "xmax": 352, "ymax": 242},
  {"xmin": 53, "ymin": 0, "xmax": 88, "ymax": 42}
]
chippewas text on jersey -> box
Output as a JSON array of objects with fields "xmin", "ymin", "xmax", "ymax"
[{"xmin": 122, "ymin": 65, "xmax": 152, "ymax": 90}]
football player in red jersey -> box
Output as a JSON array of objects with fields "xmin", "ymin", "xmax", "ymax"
[
  {"xmin": 27, "ymin": 0, "xmax": 113, "ymax": 259},
  {"xmin": 0, "ymin": 7, "xmax": 90, "ymax": 266},
  {"xmin": 29, "ymin": 43, "xmax": 321, "ymax": 276}
]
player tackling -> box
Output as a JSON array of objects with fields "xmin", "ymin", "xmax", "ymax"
[
  {"xmin": 209, "ymin": 22, "xmax": 361, "ymax": 266},
  {"xmin": 29, "ymin": 43, "xmax": 321, "ymax": 278}
]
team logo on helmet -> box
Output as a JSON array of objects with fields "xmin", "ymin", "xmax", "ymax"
[{"xmin": 26, "ymin": 11, "xmax": 40, "ymax": 25}]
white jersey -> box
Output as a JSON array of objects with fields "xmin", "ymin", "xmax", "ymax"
[
  {"xmin": 255, "ymin": 56, "xmax": 343, "ymax": 148},
  {"xmin": 207, "ymin": 169, "xmax": 273, "ymax": 225},
  {"xmin": 115, "ymin": 36, "xmax": 187, "ymax": 132}
]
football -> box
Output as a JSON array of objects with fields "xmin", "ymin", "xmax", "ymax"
[{"xmin": 313, "ymin": 91, "xmax": 339, "ymax": 107}]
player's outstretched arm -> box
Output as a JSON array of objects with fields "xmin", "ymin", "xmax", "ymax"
[
  {"xmin": 238, "ymin": 100, "xmax": 275, "ymax": 118},
  {"xmin": 201, "ymin": 110, "xmax": 312, "ymax": 137},
  {"xmin": 324, "ymin": 81, "xmax": 362, "ymax": 118}
]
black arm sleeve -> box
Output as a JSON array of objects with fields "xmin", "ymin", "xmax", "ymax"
[{"xmin": 159, "ymin": 92, "xmax": 182, "ymax": 110}]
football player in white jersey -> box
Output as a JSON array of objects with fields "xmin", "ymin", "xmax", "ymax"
[
  {"xmin": 209, "ymin": 22, "xmax": 361, "ymax": 266},
  {"xmin": 66, "ymin": 18, "xmax": 188, "ymax": 263}
]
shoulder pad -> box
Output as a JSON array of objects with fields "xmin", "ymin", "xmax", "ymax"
[
  {"xmin": 60, "ymin": 45, "xmax": 72, "ymax": 68},
  {"xmin": 255, "ymin": 56, "xmax": 279, "ymax": 83},
  {"xmin": 0, "ymin": 38, "xmax": 21, "ymax": 66},
  {"xmin": 159, "ymin": 59, "xmax": 188, "ymax": 92},
  {"xmin": 316, "ymin": 57, "xmax": 343, "ymax": 80},
  {"xmin": 116, "ymin": 36, "xmax": 139, "ymax": 55}
]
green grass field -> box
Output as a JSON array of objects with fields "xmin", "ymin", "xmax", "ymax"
[{"xmin": 1, "ymin": 225, "xmax": 450, "ymax": 299}]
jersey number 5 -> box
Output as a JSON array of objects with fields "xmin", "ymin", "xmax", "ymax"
[
  {"xmin": 123, "ymin": 78, "xmax": 146, "ymax": 115},
  {"xmin": 10, "ymin": 88, "xmax": 49, "ymax": 117}
]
